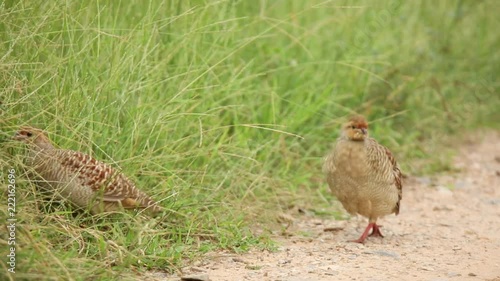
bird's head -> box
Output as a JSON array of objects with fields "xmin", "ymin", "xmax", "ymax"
[
  {"xmin": 341, "ymin": 115, "xmax": 369, "ymax": 141},
  {"xmin": 13, "ymin": 126, "xmax": 54, "ymax": 150}
]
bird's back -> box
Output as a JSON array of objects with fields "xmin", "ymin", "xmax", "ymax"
[{"xmin": 29, "ymin": 148, "xmax": 160, "ymax": 214}]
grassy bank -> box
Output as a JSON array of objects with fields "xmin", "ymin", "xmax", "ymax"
[{"xmin": 1, "ymin": 0, "xmax": 498, "ymax": 279}]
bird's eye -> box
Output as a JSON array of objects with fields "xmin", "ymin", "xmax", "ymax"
[
  {"xmin": 27, "ymin": 132, "xmax": 33, "ymax": 137},
  {"xmin": 351, "ymin": 126, "xmax": 356, "ymax": 129}
]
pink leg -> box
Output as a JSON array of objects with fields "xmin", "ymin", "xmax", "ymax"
[
  {"xmin": 351, "ymin": 222, "xmax": 375, "ymax": 243},
  {"xmin": 369, "ymin": 224, "xmax": 384, "ymax": 237},
  {"xmin": 350, "ymin": 222, "xmax": 384, "ymax": 243}
]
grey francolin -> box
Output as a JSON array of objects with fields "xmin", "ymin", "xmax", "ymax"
[
  {"xmin": 323, "ymin": 115, "xmax": 402, "ymax": 243},
  {"xmin": 13, "ymin": 126, "xmax": 161, "ymax": 215}
]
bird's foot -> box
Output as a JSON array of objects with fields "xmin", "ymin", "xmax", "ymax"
[
  {"xmin": 350, "ymin": 237, "xmax": 367, "ymax": 243},
  {"xmin": 350, "ymin": 222, "xmax": 375, "ymax": 243},
  {"xmin": 350, "ymin": 222, "xmax": 384, "ymax": 243},
  {"xmin": 369, "ymin": 224, "xmax": 384, "ymax": 237}
]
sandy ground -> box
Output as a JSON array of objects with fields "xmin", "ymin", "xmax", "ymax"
[{"xmin": 168, "ymin": 131, "xmax": 500, "ymax": 281}]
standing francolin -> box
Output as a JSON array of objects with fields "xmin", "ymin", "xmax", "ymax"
[{"xmin": 323, "ymin": 115, "xmax": 402, "ymax": 243}]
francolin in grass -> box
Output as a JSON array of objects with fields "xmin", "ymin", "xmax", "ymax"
[
  {"xmin": 323, "ymin": 115, "xmax": 402, "ymax": 243},
  {"xmin": 13, "ymin": 126, "xmax": 161, "ymax": 215}
]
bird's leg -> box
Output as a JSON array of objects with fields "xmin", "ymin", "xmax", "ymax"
[
  {"xmin": 351, "ymin": 222, "xmax": 375, "ymax": 243},
  {"xmin": 369, "ymin": 223, "xmax": 384, "ymax": 237}
]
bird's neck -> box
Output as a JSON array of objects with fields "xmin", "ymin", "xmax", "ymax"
[
  {"xmin": 340, "ymin": 135, "xmax": 366, "ymax": 143},
  {"xmin": 33, "ymin": 137, "xmax": 55, "ymax": 151}
]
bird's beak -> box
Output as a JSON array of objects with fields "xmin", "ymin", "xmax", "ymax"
[{"xmin": 361, "ymin": 128, "xmax": 367, "ymax": 135}]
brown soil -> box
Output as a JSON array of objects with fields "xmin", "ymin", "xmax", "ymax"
[{"xmin": 169, "ymin": 131, "xmax": 500, "ymax": 281}]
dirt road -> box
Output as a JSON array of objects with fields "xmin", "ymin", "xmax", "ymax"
[{"xmin": 172, "ymin": 131, "xmax": 500, "ymax": 281}]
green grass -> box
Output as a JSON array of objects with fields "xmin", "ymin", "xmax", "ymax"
[{"xmin": 0, "ymin": 0, "xmax": 499, "ymax": 279}]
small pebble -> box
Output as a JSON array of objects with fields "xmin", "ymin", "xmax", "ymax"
[
  {"xmin": 454, "ymin": 179, "xmax": 473, "ymax": 189},
  {"xmin": 363, "ymin": 250, "xmax": 400, "ymax": 259},
  {"xmin": 325, "ymin": 270, "xmax": 339, "ymax": 276},
  {"xmin": 486, "ymin": 198, "xmax": 500, "ymax": 205},
  {"xmin": 181, "ymin": 274, "xmax": 210, "ymax": 281},
  {"xmin": 190, "ymin": 267, "xmax": 205, "ymax": 272},
  {"xmin": 348, "ymin": 254, "xmax": 357, "ymax": 260},
  {"xmin": 232, "ymin": 257, "xmax": 245, "ymax": 263},
  {"xmin": 436, "ymin": 186, "xmax": 453, "ymax": 196},
  {"xmin": 324, "ymin": 226, "xmax": 344, "ymax": 232},
  {"xmin": 416, "ymin": 176, "xmax": 432, "ymax": 185}
]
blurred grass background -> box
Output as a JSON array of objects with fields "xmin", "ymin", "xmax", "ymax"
[{"xmin": 0, "ymin": 0, "xmax": 498, "ymax": 279}]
